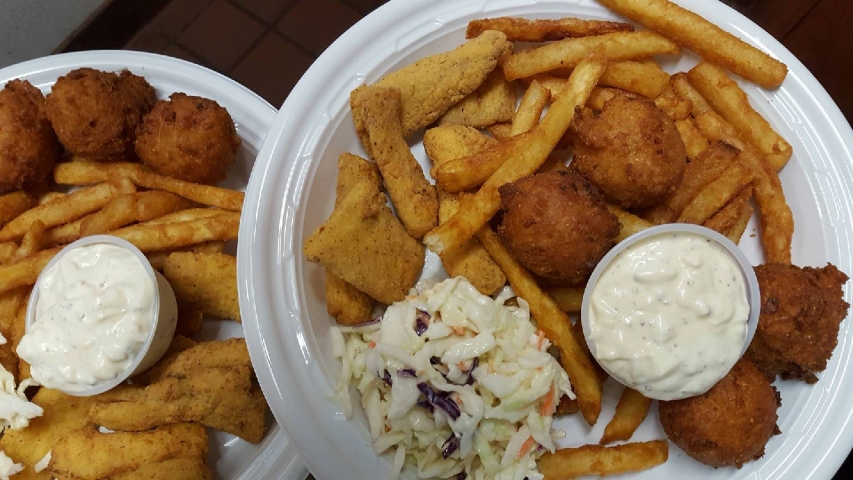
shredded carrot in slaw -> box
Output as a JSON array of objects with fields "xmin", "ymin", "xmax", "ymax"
[{"xmin": 518, "ymin": 436, "xmax": 536, "ymax": 458}]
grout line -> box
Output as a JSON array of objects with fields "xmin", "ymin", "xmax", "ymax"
[
  {"xmin": 779, "ymin": 0, "xmax": 823, "ymax": 42},
  {"xmin": 225, "ymin": 27, "xmax": 272, "ymax": 75},
  {"xmin": 275, "ymin": 29, "xmax": 323, "ymax": 60},
  {"xmin": 224, "ymin": 0, "xmax": 322, "ymax": 60}
]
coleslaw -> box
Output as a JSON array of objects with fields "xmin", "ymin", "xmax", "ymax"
[{"xmin": 334, "ymin": 277, "xmax": 574, "ymax": 479}]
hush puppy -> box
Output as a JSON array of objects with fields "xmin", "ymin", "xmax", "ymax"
[
  {"xmin": 745, "ymin": 263, "xmax": 850, "ymax": 383},
  {"xmin": 46, "ymin": 68, "xmax": 155, "ymax": 162},
  {"xmin": 0, "ymin": 80, "xmax": 62, "ymax": 192},
  {"xmin": 570, "ymin": 93, "xmax": 686, "ymax": 209},
  {"xmin": 659, "ymin": 360, "xmax": 781, "ymax": 468},
  {"xmin": 497, "ymin": 171, "xmax": 620, "ymax": 286},
  {"xmin": 135, "ymin": 93, "xmax": 240, "ymax": 185}
]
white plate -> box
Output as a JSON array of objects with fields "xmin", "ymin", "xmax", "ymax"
[
  {"xmin": 240, "ymin": 1, "xmax": 853, "ymax": 479},
  {"xmin": 0, "ymin": 50, "xmax": 307, "ymax": 480}
]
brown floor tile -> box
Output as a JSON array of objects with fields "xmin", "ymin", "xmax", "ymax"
[
  {"xmin": 152, "ymin": 0, "xmax": 213, "ymax": 38},
  {"xmin": 179, "ymin": 0, "xmax": 266, "ymax": 71},
  {"xmin": 230, "ymin": 32, "xmax": 315, "ymax": 107},
  {"xmin": 233, "ymin": 0, "xmax": 296, "ymax": 24},
  {"xmin": 341, "ymin": 0, "xmax": 387, "ymax": 15},
  {"xmin": 162, "ymin": 43, "xmax": 207, "ymax": 66},
  {"xmin": 126, "ymin": 25, "xmax": 170, "ymax": 53},
  {"xmin": 277, "ymin": 0, "xmax": 362, "ymax": 56}
]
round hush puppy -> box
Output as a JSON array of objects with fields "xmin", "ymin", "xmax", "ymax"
[
  {"xmin": 497, "ymin": 171, "xmax": 620, "ymax": 286},
  {"xmin": 570, "ymin": 93, "xmax": 686, "ymax": 209},
  {"xmin": 45, "ymin": 68, "xmax": 155, "ymax": 162},
  {"xmin": 659, "ymin": 360, "xmax": 781, "ymax": 469},
  {"xmin": 0, "ymin": 80, "xmax": 62, "ymax": 192},
  {"xmin": 745, "ymin": 263, "xmax": 850, "ymax": 383},
  {"xmin": 135, "ymin": 93, "xmax": 240, "ymax": 185}
]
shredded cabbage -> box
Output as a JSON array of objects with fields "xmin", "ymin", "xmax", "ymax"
[{"xmin": 335, "ymin": 277, "xmax": 574, "ymax": 479}]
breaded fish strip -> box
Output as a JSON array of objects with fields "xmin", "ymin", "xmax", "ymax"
[
  {"xmin": 163, "ymin": 252, "xmax": 241, "ymax": 322},
  {"xmin": 424, "ymin": 125, "xmax": 506, "ymax": 295},
  {"xmin": 303, "ymin": 181, "xmax": 425, "ymax": 305},
  {"xmin": 107, "ymin": 458, "xmax": 212, "ymax": 480},
  {"xmin": 91, "ymin": 338, "xmax": 267, "ymax": 443},
  {"xmin": 0, "ymin": 388, "xmax": 97, "ymax": 479},
  {"xmin": 48, "ymin": 423, "xmax": 209, "ymax": 480},
  {"xmin": 325, "ymin": 153, "xmax": 380, "ymax": 325},
  {"xmin": 436, "ymin": 69, "xmax": 515, "ymax": 128},
  {"xmin": 353, "ymin": 30, "xmax": 507, "ymax": 141},
  {"xmin": 351, "ymin": 86, "xmax": 438, "ymax": 239}
]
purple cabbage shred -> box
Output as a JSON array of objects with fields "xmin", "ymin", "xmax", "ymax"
[
  {"xmin": 413, "ymin": 310, "xmax": 431, "ymax": 336},
  {"xmin": 381, "ymin": 370, "xmax": 392, "ymax": 386},
  {"xmin": 397, "ymin": 369, "xmax": 417, "ymax": 378},
  {"xmin": 442, "ymin": 433, "xmax": 460, "ymax": 459},
  {"xmin": 417, "ymin": 383, "xmax": 461, "ymax": 420},
  {"xmin": 455, "ymin": 472, "xmax": 467, "ymax": 480}
]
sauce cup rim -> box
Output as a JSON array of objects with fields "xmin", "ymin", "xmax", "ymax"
[
  {"xmin": 580, "ymin": 223, "xmax": 760, "ymax": 399},
  {"xmin": 23, "ymin": 235, "xmax": 166, "ymax": 397}
]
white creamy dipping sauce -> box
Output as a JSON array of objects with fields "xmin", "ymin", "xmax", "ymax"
[
  {"xmin": 17, "ymin": 244, "xmax": 155, "ymax": 393},
  {"xmin": 588, "ymin": 232, "xmax": 749, "ymax": 401}
]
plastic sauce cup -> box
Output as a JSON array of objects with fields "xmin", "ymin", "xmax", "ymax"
[
  {"xmin": 580, "ymin": 223, "xmax": 760, "ymax": 395},
  {"xmin": 24, "ymin": 235, "xmax": 178, "ymax": 397}
]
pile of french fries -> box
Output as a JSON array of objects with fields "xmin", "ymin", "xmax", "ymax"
[{"xmin": 324, "ymin": 0, "xmax": 794, "ymax": 477}]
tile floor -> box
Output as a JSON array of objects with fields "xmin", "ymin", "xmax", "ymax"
[{"xmin": 125, "ymin": 0, "xmax": 387, "ymax": 108}]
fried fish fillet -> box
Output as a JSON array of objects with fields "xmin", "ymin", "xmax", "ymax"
[
  {"xmin": 436, "ymin": 68, "xmax": 515, "ymax": 128},
  {"xmin": 352, "ymin": 30, "xmax": 507, "ymax": 141},
  {"xmin": 106, "ymin": 458, "xmax": 212, "ymax": 480},
  {"xmin": 163, "ymin": 251, "xmax": 241, "ymax": 322},
  {"xmin": 350, "ymin": 85, "xmax": 438, "ymax": 239},
  {"xmin": 303, "ymin": 180, "xmax": 425, "ymax": 305},
  {"xmin": 0, "ymin": 388, "xmax": 96, "ymax": 479},
  {"xmin": 423, "ymin": 125, "xmax": 507, "ymax": 295},
  {"xmin": 48, "ymin": 423, "xmax": 208, "ymax": 480},
  {"xmin": 91, "ymin": 338, "xmax": 267, "ymax": 443},
  {"xmin": 325, "ymin": 153, "xmax": 381, "ymax": 325}
]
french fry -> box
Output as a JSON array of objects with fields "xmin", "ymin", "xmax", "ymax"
[
  {"xmin": 597, "ymin": 0, "xmax": 787, "ymax": 88},
  {"xmin": 704, "ymin": 186, "xmax": 753, "ymax": 236},
  {"xmin": 79, "ymin": 191, "xmax": 191, "ymax": 237},
  {"xmin": 13, "ymin": 220, "xmax": 46, "ymax": 262},
  {"xmin": 677, "ymin": 160, "xmax": 753, "ymax": 225},
  {"xmin": 586, "ymin": 87, "xmax": 622, "ymax": 111},
  {"xmin": 350, "ymin": 85, "xmax": 438, "ymax": 239},
  {"xmin": 477, "ymin": 226, "xmax": 602, "ymax": 425},
  {"xmin": 687, "ymin": 62, "xmax": 792, "ymax": 171},
  {"xmin": 44, "ymin": 216, "xmax": 86, "ymax": 247},
  {"xmin": 146, "ymin": 242, "xmax": 226, "ymax": 271},
  {"xmin": 511, "ymin": 80, "xmax": 551, "ymax": 136},
  {"xmin": 726, "ymin": 202, "xmax": 754, "ymax": 244},
  {"xmin": 0, "ymin": 246, "xmax": 62, "ymax": 295},
  {"xmin": 671, "ymin": 72, "xmax": 712, "ymax": 116},
  {"xmin": 653, "ymin": 82, "xmax": 692, "ymax": 121},
  {"xmin": 436, "ymin": 70, "xmax": 515, "ymax": 128},
  {"xmin": 538, "ymin": 440, "xmax": 669, "ymax": 479},
  {"xmin": 466, "ymin": 17, "xmax": 633, "ymax": 42},
  {"xmin": 325, "ymin": 153, "xmax": 381, "ymax": 325},
  {"xmin": 425, "ymin": 129, "xmax": 507, "ymax": 296},
  {"xmin": 600, "ymin": 388, "xmax": 653, "ymax": 445},
  {"xmin": 547, "ymin": 286, "xmax": 583, "ymax": 313},
  {"xmin": 643, "ymin": 141, "xmax": 739, "ymax": 224},
  {"xmin": 111, "ymin": 213, "xmax": 240, "ymax": 252},
  {"xmin": 37, "ymin": 191, "xmax": 66, "ymax": 205},
  {"xmin": 597, "ymin": 60, "xmax": 669, "ymax": 98},
  {"xmin": 54, "ymin": 160, "xmax": 245, "ymax": 211},
  {"xmin": 143, "ymin": 208, "xmax": 227, "ymax": 226},
  {"xmin": 607, "ymin": 204, "xmax": 653, "ymax": 242},
  {"xmin": 486, "ymin": 122, "xmax": 513, "ymax": 141},
  {"xmin": 424, "ymin": 57, "xmax": 605, "ymax": 255},
  {"xmin": 0, "ymin": 180, "xmax": 135, "ymax": 242},
  {"xmin": 502, "ymin": 31, "xmax": 679, "ymax": 81},
  {"xmin": 0, "ymin": 242, "xmax": 15, "ymax": 264},
  {"xmin": 0, "ymin": 288, "xmax": 26, "ymax": 379},
  {"xmin": 675, "ymin": 118, "xmax": 709, "ymax": 160},
  {"xmin": 0, "ymin": 191, "xmax": 35, "ymax": 228},
  {"xmin": 692, "ymin": 113, "xmax": 793, "ymax": 262}
]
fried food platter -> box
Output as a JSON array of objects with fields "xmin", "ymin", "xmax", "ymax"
[
  {"xmin": 0, "ymin": 50, "xmax": 306, "ymax": 479},
  {"xmin": 240, "ymin": 0, "xmax": 853, "ymax": 479}
]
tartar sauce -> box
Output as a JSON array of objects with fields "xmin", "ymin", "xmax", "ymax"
[
  {"xmin": 17, "ymin": 244, "xmax": 155, "ymax": 392},
  {"xmin": 588, "ymin": 232, "xmax": 749, "ymax": 400}
]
